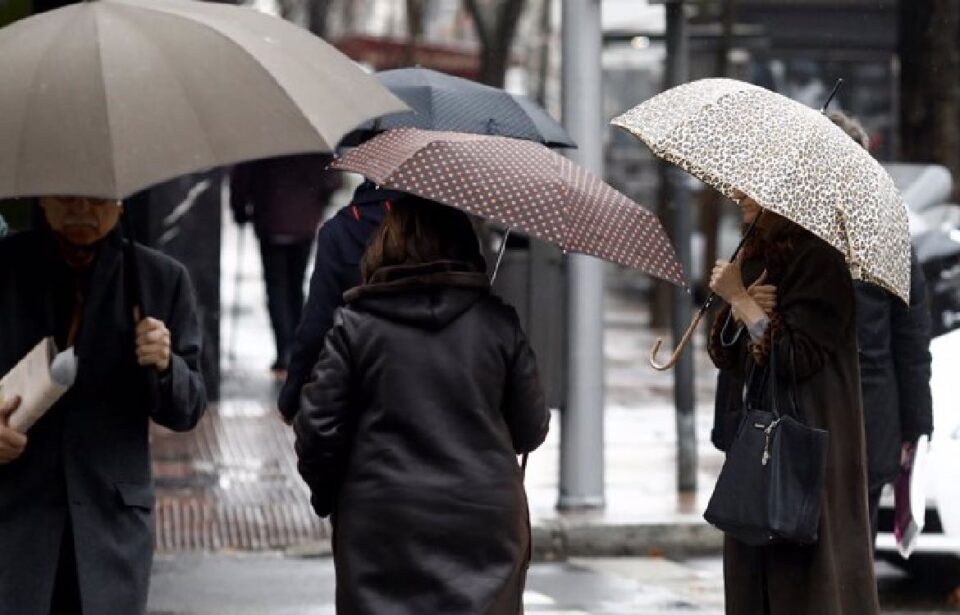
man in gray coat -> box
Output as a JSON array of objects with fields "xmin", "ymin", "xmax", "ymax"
[{"xmin": 0, "ymin": 196, "xmax": 207, "ymax": 614}]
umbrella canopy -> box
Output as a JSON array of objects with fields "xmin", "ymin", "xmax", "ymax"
[
  {"xmin": 343, "ymin": 68, "xmax": 576, "ymax": 148},
  {"xmin": 330, "ymin": 128, "xmax": 683, "ymax": 284},
  {"xmin": 612, "ymin": 78, "xmax": 911, "ymax": 302},
  {"xmin": 0, "ymin": 0, "xmax": 407, "ymax": 200}
]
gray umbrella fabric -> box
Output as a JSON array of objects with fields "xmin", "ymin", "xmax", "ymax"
[
  {"xmin": 0, "ymin": 0, "xmax": 407, "ymax": 200},
  {"xmin": 331, "ymin": 128, "xmax": 682, "ymax": 284},
  {"xmin": 343, "ymin": 68, "xmax": 576, "ymax": 148}
]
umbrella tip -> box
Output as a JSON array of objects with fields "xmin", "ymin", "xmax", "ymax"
[{"xmin": 820, "ymin": 78, "xmax": 844, "ymax": 113}]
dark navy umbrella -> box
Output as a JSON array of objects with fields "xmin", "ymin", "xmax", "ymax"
[{"xmin": 342, "ymin": 68, "xmax": 576, "ymax": 149}]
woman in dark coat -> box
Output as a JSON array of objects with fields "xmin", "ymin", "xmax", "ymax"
[
  {"xmin": 708, "ymin": 193, "xmax": 879, "ymax": 615},
  {"xmin": 294, "ymin": 197, "xmax": 550, "ymax": 614}
]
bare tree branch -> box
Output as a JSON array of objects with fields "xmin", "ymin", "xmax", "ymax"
[{"xmin": 463, "ymin": 0, "xmax": 527, "ymax": 86}]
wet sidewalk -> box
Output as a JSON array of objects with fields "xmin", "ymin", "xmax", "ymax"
[{"xmin": 148, "ymin": 213, "xmax": 724, "ymax": 556}]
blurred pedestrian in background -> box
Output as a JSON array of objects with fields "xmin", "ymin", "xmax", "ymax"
[
  {"xmin": 294, "ymin": 197, "xmax": 549, "ymax": 614},
  {"xmin": 230, "ymin": 154, "xmax": 342, "ymax": 377},
  {"xmin": 708, "ymin": 192, "xmax": 879, "ymax": 614},
  {"xmin": 0, "ymin": 213, "xmax": 7, "ymax": 237},
  {"xmin": 277, "ymin": 180, "xmax": 404, "ymax": 422},
  {"xmin": 829, "ymin": 110, "xmax": 934, "ymax": 542}
]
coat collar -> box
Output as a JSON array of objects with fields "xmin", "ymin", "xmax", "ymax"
[{"xmin": 343, "ymin": 260, "xmax": 489, "ymax": 304}]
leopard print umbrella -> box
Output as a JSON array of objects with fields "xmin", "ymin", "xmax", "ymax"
[
  {"xmin": 612, "ymin": 78, "xmax": 911, "ymax": 302},
  {"xmin": 331, "ymin": 128, "xmax": 685, "ymax": 285}
]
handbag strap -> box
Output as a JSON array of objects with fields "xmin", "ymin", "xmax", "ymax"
[
  {"xmin": 768, "ymin": 333, "xmax": 805, "ymax": 422},
  {"xmin": 742, "ymin": 332, "xmax": 804, "ymax": 423},
  {"xmin": 743, "ymin": 338, "xmax": 779, "ymax": 416},
  {"xmin": 785, "ymin": 340, "xmax": 805, "ymax": 422}
]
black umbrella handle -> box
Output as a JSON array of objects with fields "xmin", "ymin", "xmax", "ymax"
[
  {"xmin": 820, "ymin": 79, "xmax": 844, "ymax": 113},
  {"xmin": 121, "ymin": 216, "xmax": 161, "ymax": 411},
  {"xmin": 700, "ymin": 209, "xmax": 763, "ymax": 313}
]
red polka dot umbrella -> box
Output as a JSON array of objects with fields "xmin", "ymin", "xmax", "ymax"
[{"xmin": 331, "ymin": 128, "xmax": 685, "ymax": 285}]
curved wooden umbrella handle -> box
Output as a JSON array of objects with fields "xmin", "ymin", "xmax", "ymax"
[
  {"xmin": 649, "ymin": 308, "xmax": 708, "ymax": 371},
  {"xmin": 650, "ymin": 212, "xmax": 763, "ymax": 370}
]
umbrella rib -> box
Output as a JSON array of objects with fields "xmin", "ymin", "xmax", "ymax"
[
  {"xmin": 92, "ymin": 10, "xmax": 122, "ymax": 197},
  {"xmin": 119, "ymin": 2, "xmax": 334, "ymax": 151},
  {"xmin": 11, "ymin": 11, "xmax": 91, "ymax": 196},
  {"xmin": 101, "ymin": 6, "xmax": 224, "ymax": 191}
]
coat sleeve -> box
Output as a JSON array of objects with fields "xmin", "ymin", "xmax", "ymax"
[
  {"xmin": 293, "ymin": 312, "xmax": 355, "ymax": 518},
  {"xmin": 892, "ymin": 249, "xmax": 933, "ymax": 440},
  {"xmin": 501, "ymin": 310, "xmax": 550, "ymax": 454},
  {"xmin": 153, "ymin": 265, "xmax": 207, "ymax": 432},
  {"xmin": 755, "ymin": 242, "xmax": 856, "ymax": 383},
  {"xmin": 278, "ymin": 220, "xmax": 351, "ymax": 421}
]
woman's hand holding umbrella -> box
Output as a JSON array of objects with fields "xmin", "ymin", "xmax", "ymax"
[
  {"xmin": 710, "ymin": 256, "xmax": 770, "ymax": 330},
  {"xmin": 724, "ymin": 269, "xmax": 777, "ymax": 324},
  {"xmin": 746, "ymin": 271, "xmax": 777, "ymax": 317}
]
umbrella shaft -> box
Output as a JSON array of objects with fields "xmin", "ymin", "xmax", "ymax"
[{"xmin": 490, "ymin": 228, "xmax": 512, "ymax": 283}]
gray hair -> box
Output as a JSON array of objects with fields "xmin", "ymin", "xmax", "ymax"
[{"xmin": 827, "ymin": 110, "xmax": 870, "ymax": 150}]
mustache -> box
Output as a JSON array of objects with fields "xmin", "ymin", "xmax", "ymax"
[{"xmin": 62, "ymin": 217, "xmax": 99, "ymax": 228}]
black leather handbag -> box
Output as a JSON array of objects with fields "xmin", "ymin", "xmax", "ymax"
[{"xmin": 704, "ymin": 344, "xmax": 829, "ymax": 546}]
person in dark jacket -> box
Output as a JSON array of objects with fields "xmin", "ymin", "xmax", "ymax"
[
  {"xmin": 855, "ymin": 250, "xmax": 933, "ymax": 538},
  {"xmin": 231, "ymin": 154, "xmax": 343, "ymax": 374},
  {"xmin": 827, "ymin": 110, "xmax": 934, "ymax": 541},
  {"xmin": 294, "ymin": 197, "xmax": 550, "ymax": 614},
  {"xmin": 277, "ymin": 181, "xmax": 403, "ymax": 421},
  {"xmin": 0, "ymin": 196, "xmax": 206, "ymax": 615}
]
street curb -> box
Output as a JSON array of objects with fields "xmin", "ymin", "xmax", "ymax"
[
  {"xmin": 284, "ymin": 541, "xmax": 333, "ymax": 559},
  {"xmin": 532, "ymin": 519, "xmax": 723, "ymax": 561},
  {"xmin": 281, "ymin": 522, "xmax": 724, "ymax": 561}
]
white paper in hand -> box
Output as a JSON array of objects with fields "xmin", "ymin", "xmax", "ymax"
[
  {"xmin": 0, "ymin": 337, "xmax": 77, "ymax": 432},
  {"xmin": 895, "ymin": 435, "xmax": 929, "ymax": 559}
]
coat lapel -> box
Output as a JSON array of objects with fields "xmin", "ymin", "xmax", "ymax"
[{"xmin": 75, "ymin": 231, "xmax": 134, "ymax": 376}]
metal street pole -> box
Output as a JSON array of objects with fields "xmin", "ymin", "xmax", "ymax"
[
  {"xmin": 558, "ymin": 0, "xmax": 605, "ymax": 510},
  {"xmin": 665, "ymin": 0, "xmax": 697, "ymax": 493}
]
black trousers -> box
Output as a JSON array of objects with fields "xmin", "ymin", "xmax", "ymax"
[
  {"xmin": 49, "ymin": 520, "xmax": 82, "ymax": 615},
  {"xmin": 260, "ymin": 240, "xmax": 312, "ymax": 368}
]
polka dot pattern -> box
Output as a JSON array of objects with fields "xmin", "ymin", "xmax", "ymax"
[
  {"xmin": 331, "ymin": 128, "xmax": 685, "ymax": 285},
  {"xmin": 612, "ymin": 78, "xmax": 911, "ymax": 302}
]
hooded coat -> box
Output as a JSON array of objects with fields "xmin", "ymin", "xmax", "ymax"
[
  {"xmin": 0, "ymin": 229, "xmax": 206, "ymax": 615},
  {"xmin": 708, "ymin": 228, "xmax": 879, "ymax": 615},
  {"xmin": 294, "ymin": 261, "xmax": 549, "ymax": 615}
]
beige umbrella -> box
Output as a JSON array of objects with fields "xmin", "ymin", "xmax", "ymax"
[
  {"xmin": 0, "ymin": 0, "xmax": 407, "ymax": 200},
  {"xmin": 612, "ymin": 78, "xmax": 911, "ymax": 368}
]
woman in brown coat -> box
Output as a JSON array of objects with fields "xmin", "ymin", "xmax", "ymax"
[{"xmin": 708, "ymin": 193, "xmax": 880, "ymax": 615}]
